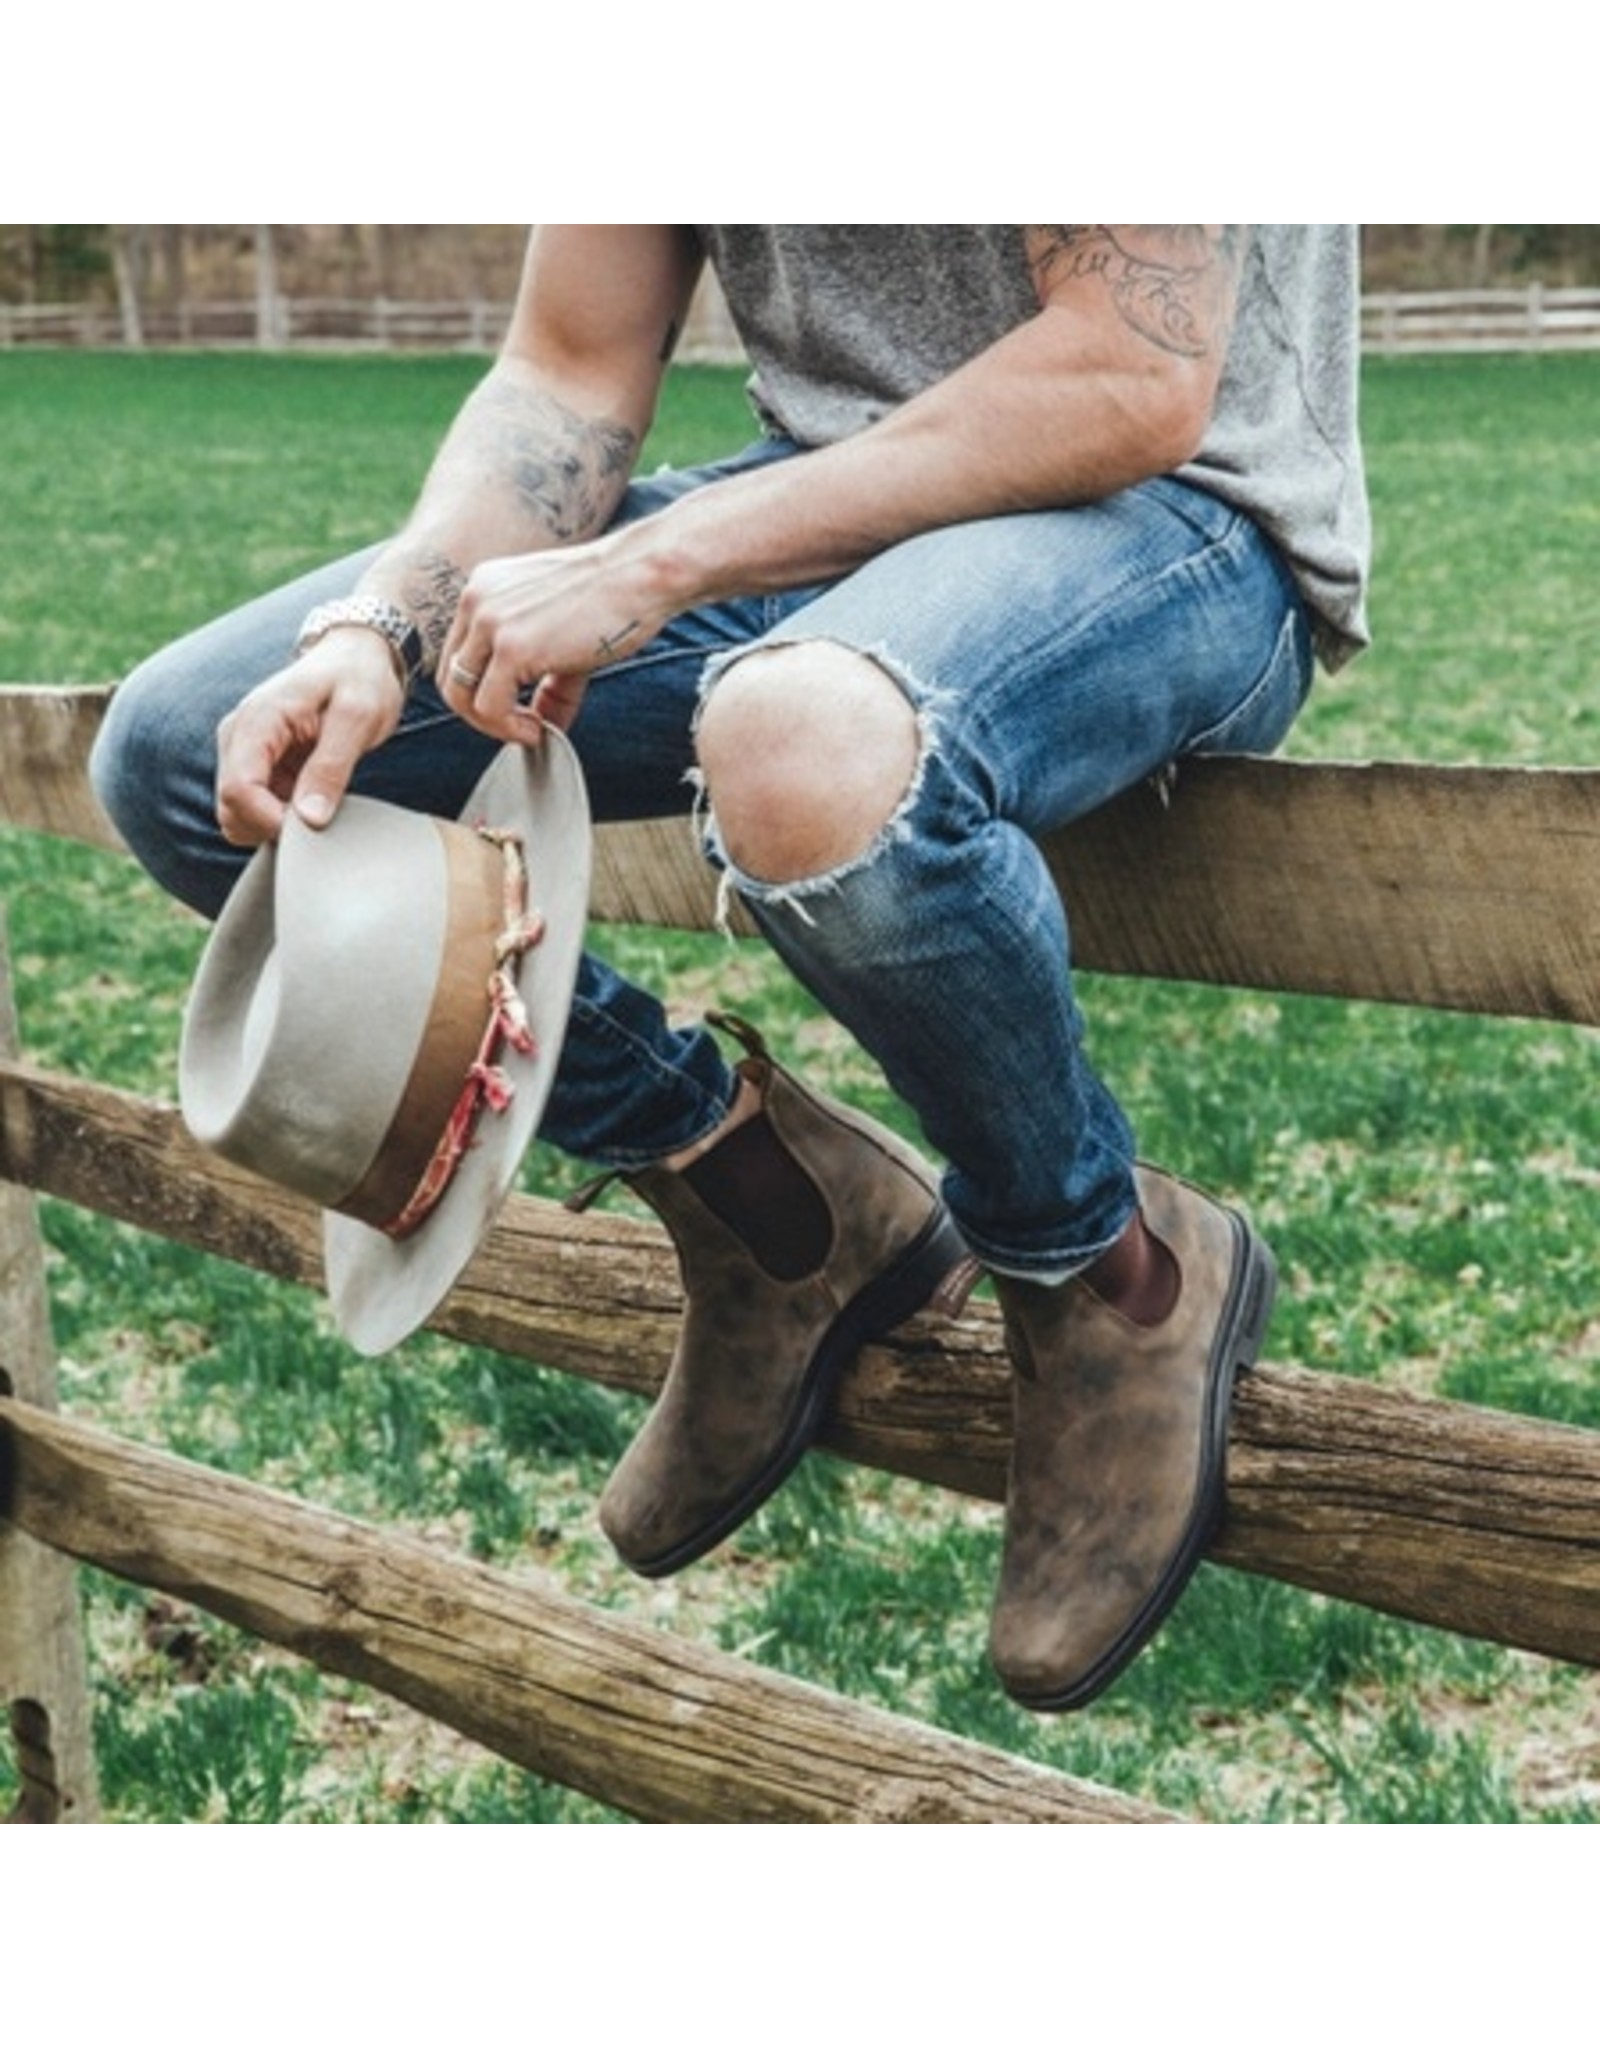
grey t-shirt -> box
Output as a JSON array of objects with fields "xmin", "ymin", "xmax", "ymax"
[{"xmin": 695, "ymin": 225, "xmax": 1370, "ymax": 669}]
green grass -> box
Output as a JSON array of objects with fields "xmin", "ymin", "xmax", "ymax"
[
  {"xmin": 1290, "ymin": 353, "xmax": 1600, "ymax": 766},
  {"xmin": 1, "ymin": 347, "xmax": 1597, "ymax": 1823},
  {"xmin": 0, "ymin": 351, "xmax": 754, "ymax": 682}
]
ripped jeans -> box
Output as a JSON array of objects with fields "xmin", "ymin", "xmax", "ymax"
[{"xmin": 93, "ymin": 436, "xmax": 1312, "ymax": 1279}]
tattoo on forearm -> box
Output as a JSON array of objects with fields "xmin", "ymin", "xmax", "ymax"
[
  {"xmin": 396, "ymin": 547, "xmax": 467, "ymax": 665},
  {"xmin": 1025, "ymin": 226, "xmax": 1247, "ymax": 359},
  {"xmin": 479, "ymin": 381, "xmax": 639, "ymax": 542},
  {"xmin": 381, "ymin": 381, "xmax": 641, "ymax": 668}
]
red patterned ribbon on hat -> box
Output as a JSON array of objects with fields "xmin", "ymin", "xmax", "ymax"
[{"xmin": 382, "ymin": 826, "xmax": 546, "ymax": 1241}]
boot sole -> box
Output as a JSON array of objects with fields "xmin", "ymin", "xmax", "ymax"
[
  {"xmin": 1003, "ymin": 1213, "xmax": 1278, "ymax": 1713},
  {"xmin": 627, "ymin": 1203, "xmax": 970, "ymax": 1579}
]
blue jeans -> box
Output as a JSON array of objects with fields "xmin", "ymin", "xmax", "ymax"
[{"xmin": 93, "ymin": 437, "xmax": 1312, "ymax": 1278}]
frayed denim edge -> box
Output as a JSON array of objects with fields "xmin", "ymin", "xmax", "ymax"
[{"xmin": 686, "ymin": 635, "xmax": 949, "ymax": 936}]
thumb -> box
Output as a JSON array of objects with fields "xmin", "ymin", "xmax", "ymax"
[
  {"xmin": 290, "ymin": 674, "xmax": 400, "ymax": 827},
  {"xmin": 291, "ymin": 711, "xmax": 367, "ymax": 829}
]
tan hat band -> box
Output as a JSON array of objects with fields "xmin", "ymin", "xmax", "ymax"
[{"xmin": 338, "ymin": 824, "xmax": 545, "ymax": 1236}]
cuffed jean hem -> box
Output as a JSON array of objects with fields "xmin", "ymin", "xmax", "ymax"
[
  {"xmin": 949, "ymin": 1203, "xmax": 1139, "ymax": 1288},
  {"xmin": 541, "ymin": 970, "xmax": 739, "ymax": 1170}
]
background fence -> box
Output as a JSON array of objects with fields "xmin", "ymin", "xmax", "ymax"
[
  {"xmin": 5, "ymin": 284, "xmax": 1600, "ymax": 357},
  {"xmin": 1360, "ymin": 285, "xmax": 1600, "ymax": 354}
]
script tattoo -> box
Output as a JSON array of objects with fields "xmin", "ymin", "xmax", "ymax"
[
  {"xmin": 396, "ymin": 547, "xmax": 467, "ymax": 666},
  {"xmin": 1025, "ymin": 226, "xmax": 1246, "ymax": 359}
]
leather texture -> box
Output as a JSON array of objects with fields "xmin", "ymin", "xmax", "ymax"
[
  {"xmin": 599, "ymin": 1047, "xmax": 964, "ymax": 1577},
  {"xmin": 989, "ymin": 1164, "xmax": 1276, "ymax": 1711}
]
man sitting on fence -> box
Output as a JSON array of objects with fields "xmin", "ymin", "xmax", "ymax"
[{"xmin": 92, "ymin": 226, "xmax": 1369, "ymax": 1711}]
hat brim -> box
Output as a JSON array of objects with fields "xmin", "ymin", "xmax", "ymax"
[{"xmin": 323, "ymin": 733, "xmax": 590, "ymax": 1355}]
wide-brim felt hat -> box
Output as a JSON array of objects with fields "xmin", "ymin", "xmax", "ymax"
[{"xmin": 180, "ymin": 734, "xmax": 591, "ymax": 1356}]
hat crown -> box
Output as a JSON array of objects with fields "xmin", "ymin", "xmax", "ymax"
[{"xmin": 181, "ymin": 800, "xmax": 458, "ymax": 1207}]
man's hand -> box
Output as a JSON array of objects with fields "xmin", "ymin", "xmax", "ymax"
[
  {"xmin": 437, "ymin": 528, "xmax": 674, "ymax": 745},
  {"xmin": 215, "ymin": 629, "xmax": 406, "ymax": 846}
]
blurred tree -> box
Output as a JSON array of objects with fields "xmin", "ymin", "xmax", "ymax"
[{"xmin": 0, "ymin": 226, "xmax": 111, "ymax": 302}]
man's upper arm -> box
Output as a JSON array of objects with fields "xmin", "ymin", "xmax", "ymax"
[
  {"xmin": 1025, "ymin": 228, "xmax": 1245, "ymax": 358},
  {"xmin": 1022, "ymin": 226, "xmax": 1245, "ymax": 460},
  {"xmin": 502, "ymin": 225, "xmax": 704, "ymax": 434}
]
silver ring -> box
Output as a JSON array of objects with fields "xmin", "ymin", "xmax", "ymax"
[{"xmin": 449, "ymin": 657, "xmax": 484, "ymax": 692}]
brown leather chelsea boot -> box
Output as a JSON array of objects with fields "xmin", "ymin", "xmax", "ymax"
[
  {"xmin": 989, "ymin": 1164, "xmax": 1276, "ymax": 1711},
  {"xmin": 593, "ymin": 1020, "xmax": 968, "ymax": 1577}
]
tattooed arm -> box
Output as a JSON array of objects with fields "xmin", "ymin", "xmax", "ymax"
[
  {"xmin": 648, "ymin": 223, "xmax": 1247, "ymax": 585},
  {"xmin": 439, "ymin": 226, "xmax": 1248, "ymax": 747},
  {"xmin": 215, "ymin": 226, "xmax": 700, "ymax": 842},
  {"xmin": 1023, "ymin": 226, "xmax": 1245, "ymax": 367}
]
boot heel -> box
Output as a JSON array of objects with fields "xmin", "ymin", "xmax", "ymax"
[
  {"xmin": 861, "ymin": 1206, "xmax": 971, "ymax": 1336},
  {"xmin": 1232, "ymin": 1231, "xmax": 1278, "ymax": 1375}
]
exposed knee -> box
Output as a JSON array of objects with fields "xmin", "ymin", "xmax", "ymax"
[{"xmin": 696, "ymin": 641, "xmax": 920, "ymax": 883}]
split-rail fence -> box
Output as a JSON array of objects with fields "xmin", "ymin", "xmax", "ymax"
[{"xmin": 1, "ymin": 683, "xmax": 1597, "ymax": 1823}]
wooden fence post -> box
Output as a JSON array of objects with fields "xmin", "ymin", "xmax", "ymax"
[{"xmin": 0, "ymin": 912, "xmax": 99, "ymax": 1822}]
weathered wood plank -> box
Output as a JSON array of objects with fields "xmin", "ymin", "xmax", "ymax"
[
  {"xmin": 4, "ymin": 1057, "xmax": 1597, "ymax": 1670},
  {"xmin": 0, "ymin": 1397, "xmax": 1170, "ymax": 1823},
  {"xmin": 1051, "ymin": 756, "xmax": 1600, "ymax": 1025},
  {"xmin": 583, "ymin": 762, "xmax": 1600, "ymax": 1026},
  {"xmin": 0, "ymin": 687, "xmax": 123, "ymax": 854},
  {"xmin": 0, "ymin": 924, "xmax": 98, "ymax": 1823},
  {"xmin": 4, "ymin": 685, "xmax": 1598, "ymax": 1023}
]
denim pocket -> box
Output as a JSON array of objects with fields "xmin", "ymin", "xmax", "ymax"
[{"xmin": 1187, "ymin": 596, "xmax": 1313, "ymax": 757}]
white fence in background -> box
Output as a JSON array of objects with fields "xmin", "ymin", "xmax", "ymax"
[
  {"xmin": 1360, "ymin": 285, "xmax": 1600, "ymax": 353},
  {"xmin": 3, "ymin": 284, "xmax": 1599, "ymax": 357}
]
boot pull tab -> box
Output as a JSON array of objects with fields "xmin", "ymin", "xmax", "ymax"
[{"xmin": 929, "ymin": 1253, "xmax": 985, "ymax": 1322}]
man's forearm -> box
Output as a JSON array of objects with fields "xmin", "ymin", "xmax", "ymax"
[
  {"xmin": 617, "ymin": 313, "xmax": 1229, "ymax": 622},
  {"xmin": 606, "ymin": 344, "xmax": 1187, "ymax": 622},
  {"xmin": 611, "ymin": 225, "xmax": 1243, "ymax": 625},
  {"xmin": 358, "ymin": 361, "xmax": 643, "ymax": 669}
]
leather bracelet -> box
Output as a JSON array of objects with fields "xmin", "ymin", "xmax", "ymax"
[{"xmin": 296, "ymin": 597, "xmax": 427, "ymax": 701}]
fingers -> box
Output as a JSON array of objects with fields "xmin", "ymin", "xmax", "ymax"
[
  {"xmin": 215, "ymin": 705, "xmax": 294, "ymax": 846},
  {"xmin": 437, "ymin": 572, "xmax": 529, "ymax": 736},
  {"xmin": 529, "ymin": 669, "xmax": 590, "ymax": 733},
  {"xmin": 215, "ymin": 643, "xmax": 401, "ymax": 846},
  {"xmin": 436, "ymin": 589, "xmax": 492, "ymax": 720},
  {"xmin": 441, "ymin": 651, "xmax": 589, "ymax": 747},
  {"xmin": 444, "ymin": 651, "xmax": 486, "ymax": 695},
  {"xmin": 441, "ymin": 647, "xmax": 536, "ymax": 742},
  {"xmin": 437, "ymin": 544, "xmax": 624, "ymax": 742},
  {"xmin": 439, "ymin": 621, "xmax": 556, "ymax": 746}
]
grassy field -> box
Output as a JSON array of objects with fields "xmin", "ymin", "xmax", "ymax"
[{"xmin": 1, "ymin": 347, "xmax": 1597, "ymax": 1823}]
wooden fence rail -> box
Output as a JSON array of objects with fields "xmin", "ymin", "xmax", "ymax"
[
  {"xmin": 0, "ymin": 297, "xmax": 516, "ymax": 353},
  {"xmin": 3, "ymin": 1053, "xmax": 1597, "ymax": 1668},
  {"xmin": 7, "ymin": 687, "xmax": 1600, "ymax": 1022},
  {"xmin": 2, "ymin": 681, "xmax": 1598, "ymax": 1822},
  {"xmin": 1, "ymin": 1397, "xmax": 1164, "ymax": 1823}
]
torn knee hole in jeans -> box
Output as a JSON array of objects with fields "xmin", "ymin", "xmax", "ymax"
[{"xmin": 689, "ymin": 639, "xmax": 945, "ymax": 934}]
